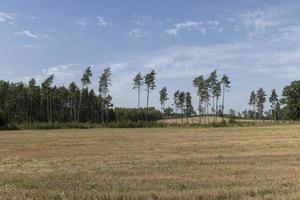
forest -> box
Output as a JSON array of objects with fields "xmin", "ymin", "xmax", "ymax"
[{"xmin": 0, "ymin": 66, "xmax": 300, "ymax": 129}]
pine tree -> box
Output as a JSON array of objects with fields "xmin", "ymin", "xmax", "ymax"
[
  {"xmin": 185, "ymin": 92, "xmax": 193, "ymax": 123},
  {"xmin": 78, "ymin": 66, "xmax": 92, "ymax": 121},
  {"xmin": 41, "ymin": 75, "xmax": 54, "ymax": 123},
  {"xmin": 144, "ymin": 70, "xmax": 156, "ymax": 122},
  {"xmin": 173, "ymin": 90, "xmax": 180, "ymax": 124},
  {"xmin": 133, "ymin": 72, "xmax": 144, "ymax": 108},
  {"xmin": 256, "ymin": 88, "xmax": 267, "ymax": 121},
  {"xmin": 28, "ymin": 78, "xmax": 37, "ymax": 122},
  {"xmin": 221, "ymin": 74, "xmax": 230, "ymax": 121},
  {"xmin": 207, "ymin": 69, "xmax": 218, "ymax": 123},
  {"xmin": 178, "ymin": 91, "xmax": 186, "ymax": 124},
  {"xmin": 99, "ymin": 67, "xmax": 112, "ymax": 123},
  {"xmin": 204, "ymin": 78, "xmax": 211, "ymax": 124},
  {"xmin": 68, "ymin": 82, "xmax": 78, "ymax": 122},
  {"xmin": 159, "ymin": 87, "xmax": 168, "ymax": 115},
  {"xmin": 249, "ymin": 91, "xmax": 257, "ymax": 119},
  {"xmin": 193, "ymin": 75, "xmax": 206, "ymax": 124},
  {"xmin": 214, "ymin": 81, "xmax": 221, "ymax": 123},
  {"xmin": 269, "ymin": 89, "xmax": 279, "ymax": 121}
]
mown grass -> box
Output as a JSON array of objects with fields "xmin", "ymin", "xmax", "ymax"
[{"xmin": 1, "ymin": 125, "xmax": 300, "ymax": 199}]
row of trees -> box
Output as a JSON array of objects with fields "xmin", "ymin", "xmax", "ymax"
[
  {"xmin": 0, "ymin": 67, "xmax": 164, "ymax": 125},
  {"xmin": 193, "ymin": 70, "xmax": 231, "ymax": 123},
  {"xmin": 132, "ymin": 69, "xmax": 231, "ymax": 124},
  {"xmin": 1, "ymin": 67, "xmax": 232, "ymax": 125},
  {"xmin": 132, "ymin": 70, "xmax": 157, "ymax": 121},
  {"xmin": 247, "ymin": 81, "xmax": 300, "ymax": 121},
  {"xmin": 0, "ymin": 67, "xmax": 113, "ymax": 124},
  {"xmin": 5, "ymin": 64, "xmax": 300, "ymax": 125}
]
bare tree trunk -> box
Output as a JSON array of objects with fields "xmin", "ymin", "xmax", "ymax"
[
  {"xmin": 138, "ymin": 87, "xmax": 141, "ymax": 108},
  {"xmin": 175, "ymin": 107, "xmax": 178, "ymax": 124},
  {"xmin": 40, "ymin": 94, "xmax": 43, "ymax": 122},
  {"xmin": 78, "ymin": 87, "xmax": 83, "ymax": 122},
  {"xmin": 74, "ymin": 95, "xmax": 77, "ymax": 122},
  {"xmin": 101, "ymin": 96, "xmax": 104, "ymax": 124},
  {"xmin": 47, "ymin": 91, "xmax": 49, "ymax": 123},
  {"xmin": 198, "ymin": 98, "xmax": 201, "ymax": 125},
  {"xmin": 212, "ymin": 96, "xmax": 215, "ymax": 123},
  {"xmin": 216, "ymin": 97, "xmax": 219, "ymax": 123},
  {"xmin": 105, "ymin": 95, "xmax": 108, "ymax": 123},
  {"xmin": 181, "ymin": 109, "xmax": 183, "ymax": 124},
  {"xmin": 70, "ymin": 95, "xmax": 73, "ymax": 122},
  {"xmin": 222, "ymin": 85, "xmax": 225, "ymax": 121},
  {"xmin": 207, "ymin": 101, "xmax": 210, "ymax": 124},
  {"xmin": 146, "ymin": 87, "xmax": 149, "ymax": 122},
  {"xmin": 49, "ymin": 90, "xmax": 52, "ymax": 123},
  {"xmin": 29, "ymin": 96, "xmax": 33, "ymax": 122},
  {"xmin": 163, "ymin": 102, "xmax": 166, "ymax": 124}
]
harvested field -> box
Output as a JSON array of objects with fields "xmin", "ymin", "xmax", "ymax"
[{"xmin": 1, "ymin": 125, "xmax": 300, "ymax": 199}]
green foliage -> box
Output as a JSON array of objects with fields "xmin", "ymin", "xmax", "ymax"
[
  {"xmin": 0, "ymin": 113, "xmax": 7, "ymax": 128},
  {"xmin": 256, "ymin": 88, "xmax": 267, "ymax": 119},
  {"xmin": 164, "ymin": 107, "xmax": 174, "ymax": 116},
  {"xmin": 185, "ymin": 92, "xmax": 193, "ymax": 117},
  {"xmin": 228, "ymin": 109, "xmax": 236, "ymax": 122},
  {"xmin": 269, "ymin": 89, "xmax": 280, "ymax": 120},
  {"xmin": 114, "ymin": 107, "xmax": 162, "ymax": 122},
  {"xmin": 159, "ymin": 87, "xmax": 168, "ymax": 111},
  {"xmin": 144, "ymin": 70, "xmax": 157, "ymax": 121},
  {"xmin": 17, "ymin": 121, "xmax": 166, "ymax": 129},
  {"xmin": 81, "ymin": 66, "xmax": 93, "ymax": 86},
  {"xmin": 282, "ymin": 81, "xmax": 300, "ymax": 120},
  {"xmin": 132, "ymin": 72, "xmax": 144, "ymax": 108},
  {"xmin": 144, "ymin": 70, "xmax": 156, "ymax": 90},
  {"xmin": 132, "ymin": 72, "xmax": 143, "ymax": 90}
]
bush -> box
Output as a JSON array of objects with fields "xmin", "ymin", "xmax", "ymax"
[
  {"xmin": 114, "ymin": 107, "xmax": 162, "ymax": 122},
  {"xmin": 16, "ymin": 121, "xmax": 167, "ymax": 130}
]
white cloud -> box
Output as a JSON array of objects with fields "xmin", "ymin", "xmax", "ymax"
[
  {"xmin": 131, "ymin": 15, "xmax": 171, "ymax": 26},
  {"xmin": 97, "ymin": 17, "xmax": 108, "ymax": 27},
  {"xmin": 22, "ymin": 64, "xmax": 81, "ymax": 85},
  {"xmin": 126, "ymin": 28, "xmax": 149, "ymax": 40},
  {"xmin": 104, "ymin": 19, "xmax": 300, "ymax": 108},
  {"xmin": 234, "ymin": 8, "xmax": 281, "ymax": 39},
  {"xmin": 166, "ymin": 21, "xmax": 205, "ymax": 36},
  {"xmin": 42, "ymin": 65, "xmax": 79, "ymax": 81},
  {"xmin": 207, "ymin": 20, "xmax": 220, "ymax": 26},
  {"xmin": 22, "ymin": 44, "xmax": 40, "ymax": 49},
  {"xmin": 41, "ymin": 34, "xmax": 55, "ymax": 41},
  {"xmin": 76, "ymin": 18, "xmax": 88, "ymax": 30},
  {"xmin": 166, "ymin": 20, "xmax": 221, "ymax": 36},
  {"xmin": 0, "ymin": 12, "xmax": 16, "ymax": 25},
  {"xmin": 15, "ymin": 30, "xmax": 39, "ymax": 39}
]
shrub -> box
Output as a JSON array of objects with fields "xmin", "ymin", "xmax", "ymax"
[{"xmin": 114, "ymin": 107, "xmax": 162, "ymax": 122}]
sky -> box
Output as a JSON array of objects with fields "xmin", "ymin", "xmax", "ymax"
[{"xmin": 1, "ymin": 0, "xmax": 300, "ymax": 113}]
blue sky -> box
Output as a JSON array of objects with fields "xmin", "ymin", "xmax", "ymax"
[{"xmin": 1, "ymin": 0, "xmax": 300, "ymax": 112}]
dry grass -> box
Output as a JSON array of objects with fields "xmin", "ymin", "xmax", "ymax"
[
  {"xmin": 161, "ymin": 116, "xmax": 226, "ymax": 124},
  {"xmin": 161, "ymin": 116, "xmax": 272, "ymax": 125},
  {"xmin": 1, "ymin": 125, "xmax": 300, "ymax": 199}
]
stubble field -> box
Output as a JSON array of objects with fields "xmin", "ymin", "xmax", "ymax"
[{"xmin": 1, "ymin": 125, "xmax": 300, "ymax": 199}]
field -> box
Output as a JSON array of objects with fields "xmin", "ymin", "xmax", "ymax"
[
  {"xmin": 1, "ymin": 125, "xmax": 300, "ymax": 199},
  {"xmin": 161, "ymin": 116, "xmax": 270, "ymax": 125},
  {"xmin": 161, "ymin": 116, "xmax": 226, "ymax": 124}
]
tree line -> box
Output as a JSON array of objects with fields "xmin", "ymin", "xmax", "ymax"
[
  {"xmin": 0, "ymin": 67, "xmax": 232, "ymax": 126},
  {"xmin": 3, "ymin": 64, "xmax": 300, "ymax": 128},
  {"xmin": 132, "ymin": 69, "xmax": 231, "ymax": 124},
  {"xmin": 0, "ymin": 67, "xmax": 161, "ymax": 125},
  {"xmin": 237, "ymin": 81, "xmax": 300, "ymax": 121}
]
